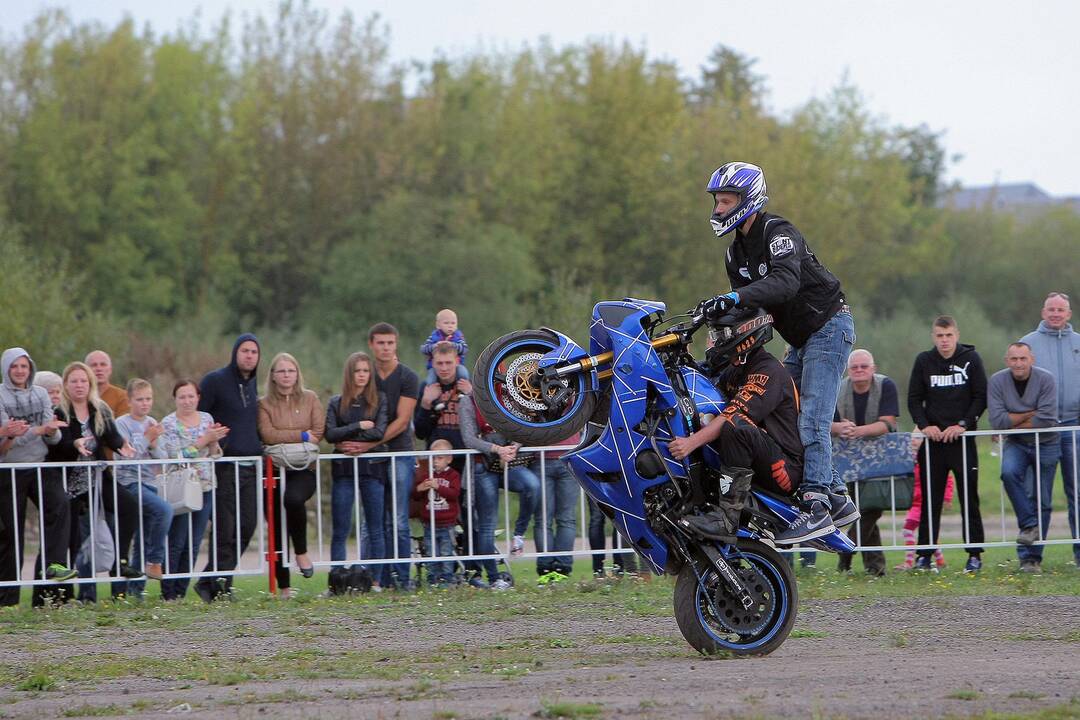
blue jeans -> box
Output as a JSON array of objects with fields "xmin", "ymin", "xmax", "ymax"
[
  {"xmin": 382, "ymin": 455, "xmax": 416, "ymax": 588},
  {"xmin": 783, "ymin": 310, "xmax": 855, "ymax": 494},
  {"xmin": 1002, "ymin": 441, "xmax": 1060, "ymax": 562},
  {"xmin": 120, "ymin": 483, "xmax": 175, "ymax": 597},
  {"xmin": 161, "ymin": 490, "xmax": 213, "ymax": 600},
  {"xmin": 471, "ymin": 464, "xmax": 540, "ymax": 582},
  {"xmin": 422, "ymin": 525, "xmax": 456, "ymax": 585},
  {"xmin": 331, "ymin": 473, "xmax": 385, "ymax": 565},
  {"xmin": 536, "ymin": 458, "xmax": 579, "ymax": 575},
  {"xmin": 1054, "ymin": 421, "xmax": 1079, "ymax": 562}
]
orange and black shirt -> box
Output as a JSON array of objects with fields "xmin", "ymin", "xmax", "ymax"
[{"xmin": 714, "ymin": 350, "xmax": 804, "ymax": 467}]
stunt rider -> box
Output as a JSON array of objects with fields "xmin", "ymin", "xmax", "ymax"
[
  {"xmin": 693, "ymin": 162, "xmax": 858, "ymax": 543},
  {"xmin": 668, "ymin": 311, "xmax": 837, "ymax": 544}
]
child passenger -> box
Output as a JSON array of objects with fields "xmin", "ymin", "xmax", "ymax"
[
  {"xmin": 412, "ymin": 439, "xmax": 460, "ymax": 587},
  {"xmin": 421, "ymin": 309, "xmax": 469, "ymax": 385}
]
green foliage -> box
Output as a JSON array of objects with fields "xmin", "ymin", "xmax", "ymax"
[
  {"xmin": 0, "ymin": 3, "xmax": 1072, "ymax": 375},
  {"xmin": 0, "ymin": 222, "xmax": 125, "ymax": 373}
]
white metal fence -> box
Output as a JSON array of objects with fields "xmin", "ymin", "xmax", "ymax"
[{"xmin": 2, "ymin": 425, "xmax": 1077, "ymax": 597}]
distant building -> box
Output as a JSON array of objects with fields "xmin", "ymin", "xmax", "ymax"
[{"xmin": 947, "ymin": 182, "xmax": 1080, "ymax": 215}]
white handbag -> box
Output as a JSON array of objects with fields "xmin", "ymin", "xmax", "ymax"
[
  {"xmin": 264, "ymin": 442, "xmax": 320, "ymax": 471},
  {"xmin": 157, "ymin": 463, "xmax": 204, "ymax": 514}
]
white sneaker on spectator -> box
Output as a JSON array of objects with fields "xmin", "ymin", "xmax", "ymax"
[
  {"xmin": 491, "ymin": 578, "xmax": 512, "ymax": 591},
  {"xmin": 510, "ymin": 535, "xmax": 525, "ymax": 556}
]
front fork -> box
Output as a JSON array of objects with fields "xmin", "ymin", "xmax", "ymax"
[{"xmin": 664, "ymin": 515, "xmax": 755, "ymax": 612}]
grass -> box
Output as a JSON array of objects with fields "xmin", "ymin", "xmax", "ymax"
[
  {"xmin": 789, "ymin": 629, "xmax": 827, "ymax": 639},
  {"xmin": 536, "ymin": 700, "xmax": 604, "ymax": 718},
  {"xmin": 13, "ymin": 672, "xmax": 56, "ymax": 692},
  {"xmin": 60, "ymin": 705, "xmax": 124, "ymax": 717},
  {"xmin": 947, "ymin": 689, "xmax": 981, "ymax": 701},
  {"xmin": 955, "ymin": 701, "xmax": 1080, "ymax": 719},
  {"xmin": 0, "ymin": 541, "xmax": 1076, "ymax": 718}
]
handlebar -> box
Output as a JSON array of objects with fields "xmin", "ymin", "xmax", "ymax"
[{"xmin": 548, "ymin": 311, "xmax": 707, "ymax": 381}]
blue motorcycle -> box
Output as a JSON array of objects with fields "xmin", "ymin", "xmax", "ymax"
[{"xmin": 473, "ymin": 298, "xmax": 855, "ymax": 656}]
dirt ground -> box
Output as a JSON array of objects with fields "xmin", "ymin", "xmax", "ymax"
[{"xmin": 2, "ymin": 592, "xmax": 1078, "ymax": 719}]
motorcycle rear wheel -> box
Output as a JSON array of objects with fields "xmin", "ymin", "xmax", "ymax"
[
  {"xmin": 472, "ymin": 329, "xmax": 597, "ymax": 447},
  {"xmin": 673, "ymin": 538, "xmax": 797, "ymax": 657}
]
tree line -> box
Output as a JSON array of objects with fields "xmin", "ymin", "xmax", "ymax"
[{"xmin": 1, "ymin": 2, "xmax": 1075, "ymax": 403}]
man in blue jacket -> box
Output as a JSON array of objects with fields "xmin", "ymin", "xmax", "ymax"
[
  {"xmin": 1020, "ymin": 291, "xmax": 1080, "ymax": 566},
  {"xmin": 194, "ymin": 334, "xmax": 261, "ymax": 602}
]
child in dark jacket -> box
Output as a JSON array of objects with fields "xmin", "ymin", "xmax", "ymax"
[{"xmin": 412, "ymin": 439, "xmax": 461, "ymax": 586}]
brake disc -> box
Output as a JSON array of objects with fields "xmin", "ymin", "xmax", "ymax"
[
  {"xmin": 704, "ymin": 563, "xmax": 776, "ymax": 636},
  {"xmin": 504, "ymin": 352, "xmax": 568, "ymax": 413}
]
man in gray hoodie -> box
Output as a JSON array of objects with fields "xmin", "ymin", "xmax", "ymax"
[
  {"xmin": 1020, "ymin": 291, "xmax": 1080, "ymax": 565},
  {"xmin": 0, "ymin": 347, "xmax": 76, "ymax": 605}
]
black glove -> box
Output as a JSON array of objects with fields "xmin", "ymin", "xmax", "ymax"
[{"xmin": 695, "ymin": 292, "xmax": 739, "ymax": 319}]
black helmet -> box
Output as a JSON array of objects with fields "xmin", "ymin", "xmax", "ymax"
[{"xmin": 705, "ymin": 309, "xmax": 774, "ymax": 374}]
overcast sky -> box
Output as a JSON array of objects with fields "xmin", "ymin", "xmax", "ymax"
[{"xmin": 4, "ymin": 0, "xmax": 1079, "ymax": 196}]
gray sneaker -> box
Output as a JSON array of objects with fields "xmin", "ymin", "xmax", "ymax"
[
  {"xmin": 827, "ymin": 490, "xmax": 861, "ymax": 528},
  {"xmin": 1016, "ymin": 526, "xmax": 1040, "ymax": 546},
  {"xmin": 491, "ymin": 578, "xmax": 512, "ymax": 591},
  {"xmin": 773, "ymin": 495, "xmax": 836, "ymax": 545}
]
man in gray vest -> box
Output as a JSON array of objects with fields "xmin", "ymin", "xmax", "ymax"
[
  {"xmin": 831, "ymin": 349, "xmax": 899, "ymax": 576},
  {"xmin": 989, "ymin": 342, "xmax": 1058, "ymax": 573},
  {"xmin": 1019, "ymin": 291, "xmax": 1080, "ymax": 566}
]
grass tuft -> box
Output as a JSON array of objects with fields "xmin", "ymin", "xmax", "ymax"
[
  {"xmin": 14, "ymin": 672, "xmax": 56, "ymax": 692},
  {"xmin": 536, "ymin": 700, "xmax": 604, "ymax": 718}
]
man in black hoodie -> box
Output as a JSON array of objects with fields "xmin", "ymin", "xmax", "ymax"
[
  {"xmin": 194, "ymin": 334, "xmax": 261, "ymax": 602},
  {"xmin": 908, "ymin": 316, "xmax": 988, "ymax": 573}
]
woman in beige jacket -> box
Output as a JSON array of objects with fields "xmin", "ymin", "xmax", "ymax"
[{"xmin": 258, "ymin": 352, "xmax": 325, "ymax": 595}]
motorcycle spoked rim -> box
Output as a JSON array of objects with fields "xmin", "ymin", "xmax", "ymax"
[
  {"xmin": 694, "ymin": 549, "xmax": 790, "ymax": 651},
  {"xmin": 485, "ymin": 338, "xmax": 588, "ymax": 428}
]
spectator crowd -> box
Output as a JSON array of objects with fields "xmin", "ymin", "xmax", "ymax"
[{"xmin": 2, "ymin": 293, "xmax": 1078, "ymax": 606}]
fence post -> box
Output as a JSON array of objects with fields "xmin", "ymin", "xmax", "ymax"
[{"xmin": 265, "ymin": 456, "xmax": 277, "ymax": 596}]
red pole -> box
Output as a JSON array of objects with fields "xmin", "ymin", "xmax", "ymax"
[{"xmin": 265, "ymin": 456, "xmax": 278, "ymax": 596}]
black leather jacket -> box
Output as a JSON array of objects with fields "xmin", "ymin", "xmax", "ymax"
[
  {"xmin": 324, "ymin": 391, "xmax": 389, "ymax": 477},
  {"xmin": 725, "ymin": 212, "xmax": 845, "ymax": 348}
]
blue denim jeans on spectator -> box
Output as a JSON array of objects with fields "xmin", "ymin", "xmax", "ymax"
[
  {"xmin": 381, "ymin": 455, "xmax": 416, "ymax": 588},
  {"xmin": 1001, "ymin": 440, "xmax": 1060, "ymax": 562},
  {"xmin": 783, "ymin": 310, "xmax": 855, "ymax": 494},
  {"xmin": 422, "ymin": 524, "xmax": 456, "ymax": 585},
  {"xmin": 161, "ymin": 490, "xmax": 213, "ymax": 600},
  {"xmin": 118, "ymin": 482, "xmax": 174, "ymax": 598},
  {"xmin": 1056, "ymin": 421, "xmax": 1079, "ymax": 562},
  {"xmin": 536, "ymin": 458, "xmax": 579, "ymax": 575},
  {"xmin": 471, "ymin": 464, "xmax": 540, "ymax": 582},
  {"xmin": 331, "ymin": 472, "xmax": 385, "ymax": 566}
]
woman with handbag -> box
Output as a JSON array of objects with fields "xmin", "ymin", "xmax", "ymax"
[
  {"xmin": 47, "ymin": 362, "xmax": 137, "ymax": 604},
  {"xmin": 258, "ymin": 353, "xmax": 325, "ymax": 596},
  {"xmin": 159, "ymin": 380, "xmax": 227, "ymax": 601},
  {"xmin": 324, "ymin": 351, "xmax": 388, "ymax": 590}
]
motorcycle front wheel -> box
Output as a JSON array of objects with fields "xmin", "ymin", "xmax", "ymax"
[
  {"xmin": 673, "ymin": 538, "xmax": 797, "ymax": 657},
  {"xmin": 472, "ymin": 329, "xmax": 597, "ymax": 447}
]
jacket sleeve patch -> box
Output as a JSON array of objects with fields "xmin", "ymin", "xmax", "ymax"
[{"xmin": 769, "ymin": 235, "xmax": 795, "ymax": 257}]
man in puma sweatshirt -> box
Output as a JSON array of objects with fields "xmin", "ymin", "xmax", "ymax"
[{"xmin": 907, "ymin": 316, "xmax": 988, "ymax": 573}]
